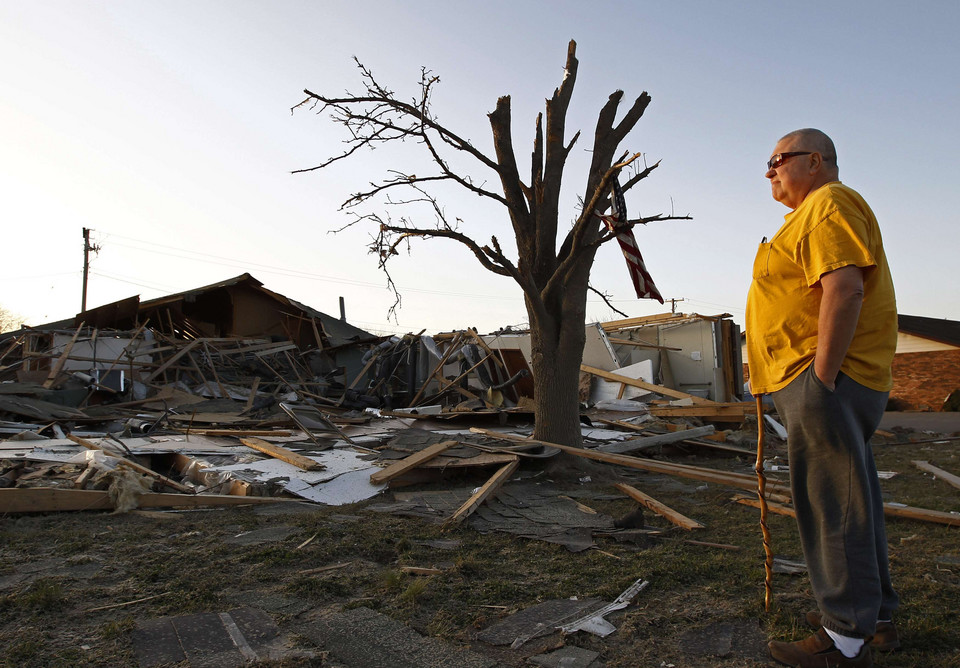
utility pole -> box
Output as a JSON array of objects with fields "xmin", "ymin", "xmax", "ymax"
[
  {"xmin": 81, "ymin": 228, "xmax": 100, "ymax": 313},
  {"xmin": 669, "ymin": 297, "xmax": 685, "ymax": 314}
]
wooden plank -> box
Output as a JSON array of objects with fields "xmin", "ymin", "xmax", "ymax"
[
  {"xmin": 418, "ymin": 452, "xmax": 520, "ymax": 468},
  {"xmin": 580, "ymin": 364, "xmax": 716, "ymax": 404},
  {"xmin": 408, "ymin": 333, "xmax": 463, "ymax": 407},
  {"xmin": 913, "ymin": 460, "xmax": 960, "ymax": 491},
  {"xmin": 469, "ymin": 427, "xmax": 792, "ymax": 497},
  {"xmin": 598, "ymin": 425, "xmax": 716, "ymax": 454},
  {"xmin": 240, "ymin": 437, "xmax": 325, "ymax": 471},
  {"xmin": 369, "ymin": 440, "xmax": 456, "ymax": 484},
  {"xmin": 191, "ymin": 429, "xmax": 291, "ymax": 437},
  {"xmin": 734, "ymin": 495, "xmax": 797, "ymax": 518},
  {"xmin": 0, "ymin": 488, "xmax": 291, "ymax": 514},
  {"xmin": 144, "ymin": 339, "xmax": 202, "ymax": 382},
  {"xmin": 42, "ymin": 323, "xmax": 85, "ymax": 389},
  {"xmin": 600, "ymin": 313, "xmax": 685, "ymax": 331},
  {"xmin": 606, "ymin": 337, "xmax": 681, "ymax": 351},
  {"xmin": 68, "ymin": 434, "xmax": 195, "ymax": 493},
  {"xmin": 442, "ymin": 458, "xmax": 519, "ymax": 530},
  {"xmin": 74, "ymin": 465, "xmax": 97, "ymax": 489},
  {"xmin": 660, "ymin": 422, "xmax": 728, "ymax": 443},
  {"xmin": 882, "ymin": 503, "xmax": 960, "ymax": 527},
  {"xmin": 243, "ymin": 377, "xmax": 261, "ymax": 413},
  {"xmin": 616, "ymin": 482, "xmax": 705, "ymax": 530},
  {"xmin": 648, "ymin": 404, "xmax": 757, "ymax": 420},
  {"xmin": 735, "ymin": 494, "xmax": 960, "ymax": 528}
]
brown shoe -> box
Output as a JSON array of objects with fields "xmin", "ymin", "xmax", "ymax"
[
  {"xmin": 805, "ymin": 611, "xmax": 901, "ymax": 651},
  {"xmin": 769, "ymin": 628, "xmax": 872, "ymax": 667}
]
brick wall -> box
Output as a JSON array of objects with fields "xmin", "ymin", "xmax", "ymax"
[
  {"xmin": 890, "ymin": 349, "xmax": 960, "ymax": 411},
  {"xmin": 743, "ymin": 348, "xmax": 960, "ymax": 411}
]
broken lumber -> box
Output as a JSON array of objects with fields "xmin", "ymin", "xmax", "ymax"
[
  {"xmin": 598, "ymin": 425, "xmax": 716, "ymax": 454},
  {"xmin": 144, "ymin": 339, "xmax": 202, "ymax": 382},
  {"xmin": 648, "ymin": 403, "xmax": 757, "ymax": 422},
  {"xmin": 369, "ymin": 440, "xmax": 457, "ymax": 484},
  {"xmin": 42, "ymin": 323, "xmax": 85, "ymax": 389},
  {"xmin": 193, "ymin": 429, "xmax": 292, "ymax": 437},
  {"xmin": 735, "ymin": 494, "xmax": 960, "ymax": 528},
  {"xmin": 442, "ymin": 457, "xmax": 519, "ymax": 530},
  {"xmin": 580, "ymin": 364, "xmax": 716, "ymax": 404},
  {"xmin": 733, "ymin": 495, "xmax": 797, "ymax": 518},
  {"xmin": 68, "ymin": 434, "xmax": 194, "ymax": 493},
  {"xmin": 882, "ymin": 503, "xmax": 960, "ymax": 527},
  {"xmin": 913, "ymin": 460, "xmax": 960, "ymax": 491},
  {"xmin": 240, "ymin": 437, "xmax": 325, "ymax": 471},
  {"xmin": 469, "ymin": 428, "xmax": 792, "ymax": 498},
  {"xmin": 615, "ymin": 482, "xmax": 705, "ymax": 530}
]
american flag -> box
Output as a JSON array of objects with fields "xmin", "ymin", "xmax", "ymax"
[{"xmin": 599, "ymin": 177, "xmax": 664, "ymax": 303}]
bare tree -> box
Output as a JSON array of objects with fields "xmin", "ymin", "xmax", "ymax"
[{"xmin": 294, "ymin": 40, "xmax": 689, "ymax": 448}]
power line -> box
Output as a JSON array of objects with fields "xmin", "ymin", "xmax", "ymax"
[{"xmin": 100, "ymin": 232, "xmax": 520, "ymax": 301}]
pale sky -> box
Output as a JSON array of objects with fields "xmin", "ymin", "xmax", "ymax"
[{"xmin": 2, "ymin": 1, "xmax": 958, "ymax": 336}]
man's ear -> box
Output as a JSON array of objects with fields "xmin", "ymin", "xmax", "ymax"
[{"xmin": 808, "ymin": 152, "xmax": 822, "ymax": 173}]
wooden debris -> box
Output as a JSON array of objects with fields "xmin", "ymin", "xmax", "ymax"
[
  {"xmin": 369, "ymin": 440, "xmax": 456, "ymax": 485},
  {"xmin": 298, "ymin": 562, "xmax": 353, "ymax": 576},
  {"xmin": 648, "ymin": 403, "xmax": 758, "ymax": 422},
  {"xmin": 913, "ymin": 460, "xmax": 960, "ymax": 491},
  {"xmin": 580, "ymin": 364, "xmax": 716, "ymax": 404},
  {"xmin": 733, "ymin": 494, "xmax": 797, "ymax": 518},
  {"xmin": 442, "ymin": 457, "xmax": 519, "ymax": 530},
  {"xmin": 734, "ymin": 493, "xmax": 960, "ymax": 527},
  {"xmin": 74, "ymin": 464, "xmax": 97, "ymax": 489},
  {"xmin": 86, "ymin": 592, "xmax": 169, "ymax": 613},
  {"xmin": 42, "ymin": 323, "xmax": 85, "ymax": 389},
  {"xmin": 469, "ymin": 428, "xmax": 792, "ymax": 497},
  {"xmin": 191, "ymin": 429, "xmax": 292, "ymax": 437},
  {"xmin": 615, "ymin": 482, "xmax": 705, "ymax": 530},
  {"xmin": 240, "ymin": 437, "xmax": 325, "ymax": 471},
  {"xmin": 598, "ymin": 425, "xmax": 716, "ymax": 455},
  {"xmin": 68, "ymin": 434, "xmax": 194, "ymax": 494},
  {"xmin": 883, "ymin": 503, "xmax": 960, "ymax": 527}
]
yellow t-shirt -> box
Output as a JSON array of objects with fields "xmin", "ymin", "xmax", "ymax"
[{"xmin": 745, "ymin": 182, "xmax": 897, "ymax": 394}]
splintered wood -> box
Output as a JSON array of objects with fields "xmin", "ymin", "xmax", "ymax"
[{"xmin": 615, "ymin": 483, "xmax": 705, "ymax": 530}]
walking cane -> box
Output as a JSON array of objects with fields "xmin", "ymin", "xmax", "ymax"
[{"xmin": 755, "ymin": 393, "xmax": 774, "ymax": 611}]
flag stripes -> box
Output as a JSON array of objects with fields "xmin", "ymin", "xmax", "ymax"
[{"xmin": 598, "ymin": 177, "xmax": 664, "ymax": 304}]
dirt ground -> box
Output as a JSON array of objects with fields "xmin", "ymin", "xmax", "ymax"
[{"xmin": 2, "ymin": 421, "xmax": 959, "ymax": 668}]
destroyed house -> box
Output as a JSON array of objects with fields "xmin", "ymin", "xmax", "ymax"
[{"xmin": 0, "ymin": 274, "xmax": 378, "ymax": 405}]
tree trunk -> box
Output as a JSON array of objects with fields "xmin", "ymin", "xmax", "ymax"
[{"xmin": 528, "ymin": 264, "xmax": 591, "ymax": 449}]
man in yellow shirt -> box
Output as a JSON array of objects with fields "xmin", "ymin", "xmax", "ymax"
[{"xmin": 746, "ymin": 129, "xmax": 899, "ymax": 667}]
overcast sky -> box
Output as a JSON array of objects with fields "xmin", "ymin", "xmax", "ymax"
[{"xmin": 2, "ymin": 1, "xmax": 957, "ymax": 336}]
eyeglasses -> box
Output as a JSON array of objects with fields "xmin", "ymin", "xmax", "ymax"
[{"xmin": 767, "ymin": 152, "xmax": 811, "ymax": 170}]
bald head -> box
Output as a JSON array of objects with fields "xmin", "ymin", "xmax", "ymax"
[
  {"xmin": 779, "ymin": 128, "xmax": 838, "ymax": 171},
  {"xmin": 766, "ymin": 128, "xmax": 842, "ymax": 209}
]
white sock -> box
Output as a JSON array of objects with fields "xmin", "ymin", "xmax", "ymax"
[{"xmin": 824, "ymin": 627, "xmax": 865, "ymax": 658}]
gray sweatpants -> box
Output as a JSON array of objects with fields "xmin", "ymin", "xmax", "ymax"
[{"xmin": 772, "ymin": 363, "xmax": 898, "ymax": 639}]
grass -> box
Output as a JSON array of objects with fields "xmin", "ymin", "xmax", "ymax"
[{"xmin": 0, "ymin": 429, "xmax": 957, "ymax": 666}]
